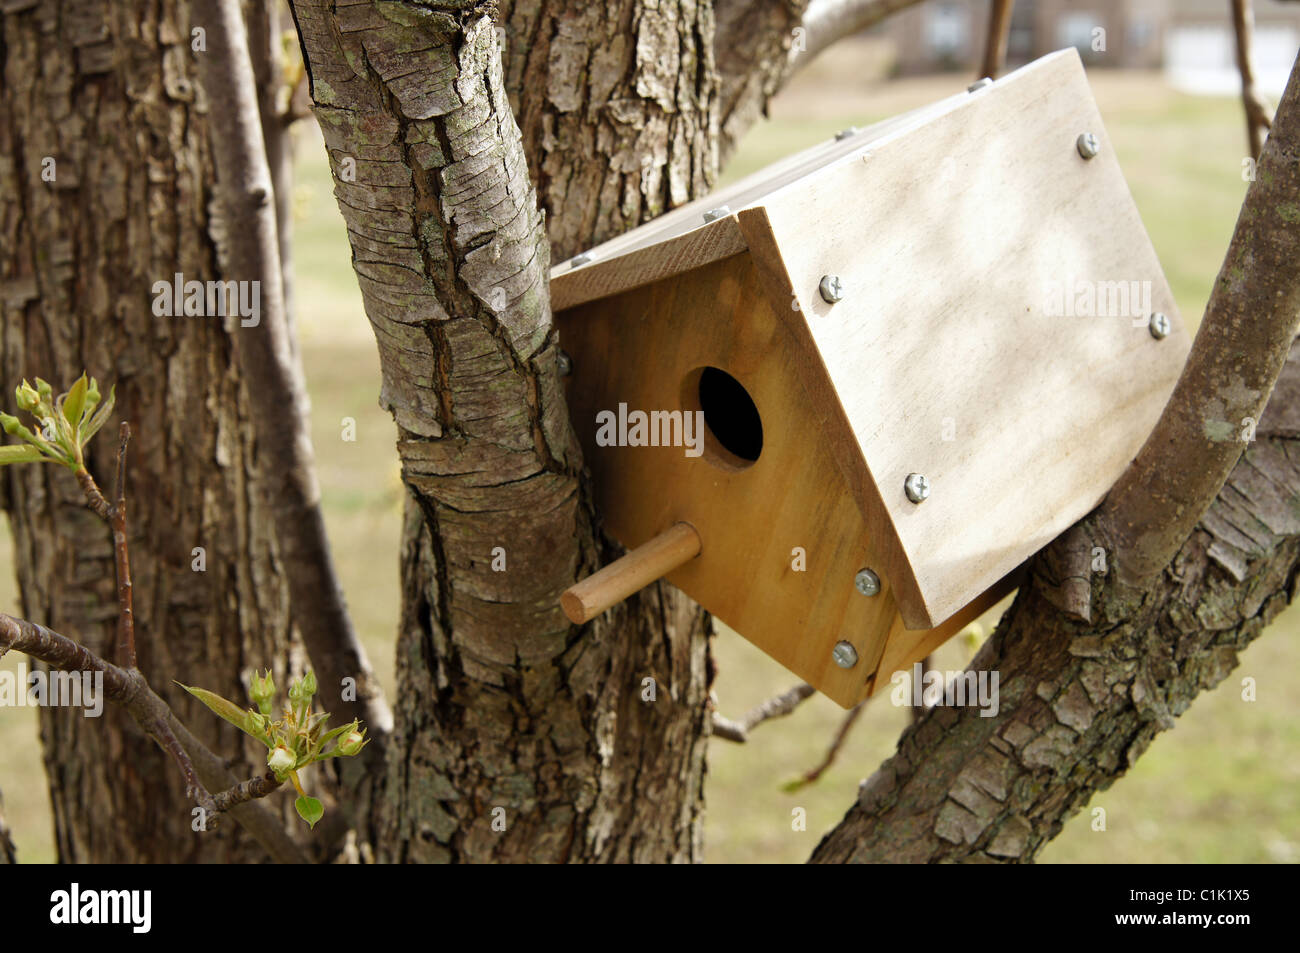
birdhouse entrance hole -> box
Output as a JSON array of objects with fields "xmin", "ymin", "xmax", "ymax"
[{"xmin": 686, "ymin": 366, "xmax": 763, "ymax": 470}]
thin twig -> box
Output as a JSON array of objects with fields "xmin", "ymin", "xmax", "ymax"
[
  {"xmin": 910, "ymin": 654, "xmax": 931, "ymax": 723},
  {"xmin": 712, "ymin": 683, "xmax": 816, "ymax": 742},
  {"xmin": 0, "ymin": 611, "xmax": 307, "ymax": 863},
  {"xmin": 1232, "ymin": 0, "xmax": 1273, "ymax": 159},
  {"xmin": 109, "ymin": 423, "xmax": 136, "ymax": 669},
  {"xmin": 979, "ymin": 0, "xmax": 1015, "ymax": 81},
  {"xmin": 790, "ymin": 702, "xmax": 865, "ymax": 789},
  {"xmin": 211, "ymin": 772, "xmax": 284, "ymax": 814},
  {"xmin": 75, "ymin": 468, "xmax": 110, "ymax": 520}
]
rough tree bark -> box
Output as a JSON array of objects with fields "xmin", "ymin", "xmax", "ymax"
[
  {"xmin": 287, "ymin": 0, "xmax": 713, "ymax": 862},
  {"xmin": 498, "ymin": 0, "xmax": 719, "ymax": 263},
  {"xmin": 0, "ymin": 787, "xmax": 15, "ymax": 863},
  {"xmin": 0, "ymin": 0, "xmax": 292, "ymax": 861}
]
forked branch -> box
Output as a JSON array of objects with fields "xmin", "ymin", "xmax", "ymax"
[{"xmin": 0, "ymin": 612, "xmax": 305, "ymax": 862}]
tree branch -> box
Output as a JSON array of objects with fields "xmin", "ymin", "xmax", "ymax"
[
  {"xmin": 711, "ymin": 682, "xmax": 816, "ymax": 741},
  {"xmin": 715, "ymin": 0, "xmax": 926, "ymax": 164},
  {"xmin": 1091, "ymin": 51, "xmax": 1300, "ymax": 593},
  {"xmin": 211, "ymin": 772, "xmax": 285, "ymax": 813},
  {"xmin": 246, "ymin": 0, "xmax": 301, "ymax": 347},
  {"xmin": 795, "ymin": 0, "xmax": 925, "ymax": 65},
  {"xmin": 979, "ymin": 0, "xmax": 1014, "ymax": 81},
  {"xmin": 190, "ymin": 0, "xmax": 392, "ymax": 774},
  {"xmin": 0, "ymin": 611, "xmax": 308, "ymax": 863},
  {"xmin": 1233, "ymin": 0, "xmax": 1273, "ymax": 160}
]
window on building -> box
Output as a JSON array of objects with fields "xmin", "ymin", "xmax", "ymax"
[
  {"xmin": 1128, "ymin": 17, "xmax": 1154, "ymax": 51},
  {"xmin": 1058, "ymin": 12, "xmax": 1100, "ymax": 53},
  {"xmin": 926, "ymin": 2, "xmax": 967, "ymax": 56}
]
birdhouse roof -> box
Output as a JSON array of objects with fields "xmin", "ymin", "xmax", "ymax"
[{"xmin": 550, "ymin": 48, "xmax": 1189, "ymax": 633}]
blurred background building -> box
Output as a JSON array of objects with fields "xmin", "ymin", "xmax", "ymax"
[{"xmin": 884, "ymin": 0, "xmax": 1300, "ymax": 93}]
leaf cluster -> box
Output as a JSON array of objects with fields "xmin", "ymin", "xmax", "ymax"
[
  {"xmin": 0, "ymin": 374, "xmax": 115, "ymax": 470},
  {"xmin": 180, "ymin": 670, "xmax": 368, "ymax": 829}
]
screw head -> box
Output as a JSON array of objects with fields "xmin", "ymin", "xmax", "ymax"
[
  {"xmin": 968, "ymin": 77, "xmax": 993, "ymax": 92},
  {"xmin": 904, "ymin": 472, "xmax": 930, "ymax": 503},
  {"xmin": 702, "ymin": 205, "xmax": 732, "ymax": 224},
  {"xmin": 569, "ymin": 253, "xmax": 592, "ymax": 268},
  {"xmin": 854, "ymin": 569, "xmax": 881, "ymax": 597},
  {"xmin": 1076, "ymin": 132, "xmax": 1100, "ymax": 159},
  {"xmin": 556, "ymin": 349, "xmax": 573, "ymax": 376},
  {"xmin": 1148, "ymin": 312, "xmax": 1171, "ymax": 340},
  {"xmin": 832, "ymin": 641, "xmax": 860, "ymax": 669},
  {"xmin": 819, "ymin": 274, "xmax": 844, "ymax": 303}
]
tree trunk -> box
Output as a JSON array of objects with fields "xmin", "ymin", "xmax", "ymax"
[
  {"xmin": 0, "ymin": 786, "xmax": 15, "ymax": 863},
  {"xmin": 286, "ymin": 0, "xmax": 715, "ymax": 861},
  {"xmin": 499, "ymin": 0, "xmax": 719, "ymax": 262},
  {"xmin": 0, "ymin": 0, "xmax": 291, "ymax": 862}
]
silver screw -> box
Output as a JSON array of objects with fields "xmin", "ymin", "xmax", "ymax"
[
  {"xmin": 702, "ymin": 205, "xmax": 731, "ymax": 224},
  {"xmin": 1148, "ymin": 312, "xmax": 1170, "ymax": 340},
  {"xmin": 835, "ymin": 126, "xmax": 859, "ymax": 141},
  {"xmin": 832, "ymin": 641, "xmax": 860, "ymax": 669},
  {"xmin": 904, "ymin": 472, "xmax": 930, "ymax": 504},
  {"xmin": 854, "ymin": 569, "xmax": 881, "ymax": 597},
  {"xmin": 968, "ymin": 77, "xmax": 993, "ymax": 92},
  {"xmin": 819, "ymin": 274, "xmax": 844, "ymax": 303},
  {"xmin": 1076, "ymin": 132, "xmax": 1100, "ymax": 159},
  {"xmin": 556, "ymin": 349, "xmax": 573, "ymax": 376},
  {"xmin": 570, "ymin": 252, "xmax": 592, "ymax": 268}
]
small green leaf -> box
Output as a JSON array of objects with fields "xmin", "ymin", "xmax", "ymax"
[
  {"xmin": 295, "ymin": 795, "xmax": 324, "ymax": 829},
  {"xmin": 80, "ymin": 383, "xmax": 115, "ymax": 443},
  {"xmin": 62, "ymin": 374, "xmax": 88, "ymax": 428},
  {"xmin": 317, "ymin": 720, "xmax": 354, "ymax": 750},
  {"xmin": 0, "ymin": 414, "xmax": 70, "ymax": 465},
  {"xmin": 177, "ymin": 682, "xmax": 267, "ymax": 744},
  {"xmin": 0, "ymin": 444, "xmax": 43, "ymax": 465}
]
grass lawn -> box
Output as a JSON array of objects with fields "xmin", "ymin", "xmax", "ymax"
[{"xmin": 1, "ymin": 45, "xmax": 1295, "ymax": 864}]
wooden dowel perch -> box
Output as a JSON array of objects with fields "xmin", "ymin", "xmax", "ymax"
[{"xmin": 561, "ymin": 522, "xmax": 702, "ymax": 624}]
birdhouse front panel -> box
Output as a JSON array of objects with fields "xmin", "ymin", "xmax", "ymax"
[
  {"xmin": 551, "ymin": 48, "xmax": 1190, "ymax": 707},
  {"xmin": 555, "ymin": 252, "xmax": 998, "ymax": 705}
]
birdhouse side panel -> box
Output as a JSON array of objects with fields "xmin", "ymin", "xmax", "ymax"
[{"xmin": 759, "ymin": 49, "xmax": 1191, "ymax": 628}]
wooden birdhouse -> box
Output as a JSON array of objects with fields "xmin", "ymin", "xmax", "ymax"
[{"xmin": 552, "ymin": 50, "xmax": 1190, "ymax": 707}]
